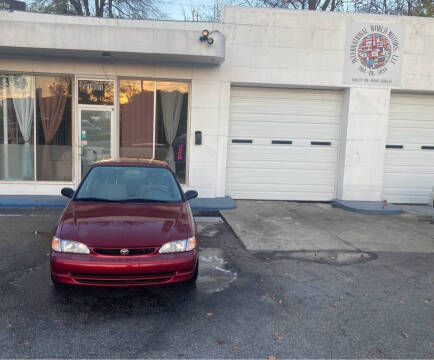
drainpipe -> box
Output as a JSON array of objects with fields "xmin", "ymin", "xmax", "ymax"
[{"xmin": 2, "ymin": 77, "xmax": 9, "ymax": 179}]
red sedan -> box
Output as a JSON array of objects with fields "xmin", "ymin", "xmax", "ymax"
[{"xmin": 50, "ymin": 159, "xmax": 199, "ymax": 287}]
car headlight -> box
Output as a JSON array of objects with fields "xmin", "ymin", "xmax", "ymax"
[
  {"xmin": 159, "ymin": 236, "xmax": 197, "ymax": 254},
  {"xmin": 51, "ymin": 236, "xmax": 90, "ymax": 254}
]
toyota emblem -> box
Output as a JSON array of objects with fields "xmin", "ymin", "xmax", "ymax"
[{"xmin": 120, "ymin": 248, "xmax": 129, "ymax": 255}]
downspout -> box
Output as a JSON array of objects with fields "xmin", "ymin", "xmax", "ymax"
[{"xmin": 2, "ymin": 77, "xmax": 9, "ymax": 179}]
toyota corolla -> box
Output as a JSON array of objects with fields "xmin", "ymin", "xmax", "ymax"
[{"xmin": 50, "ymin": 158, "xmax": 199, "ymax": 287}]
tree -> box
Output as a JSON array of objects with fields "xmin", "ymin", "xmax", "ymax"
[
  {"xmin": 240, "ymin": 0, "xmax": 433, "ymax": 14},
  {"xmin": 28, "ymin": 0, "xmax": 162, "ymax": 18},
  {"xmin": 352, "ymin": 0, "xmax": 433, "ymax": 15},
  {"xmin": 182, "ymin": 0, "xmax": 223, "ymax": 22},
  {"xmin": 240, "ymin": 0, "xmax": 345, "ymax": 12},
  {"xmin": 409, "ymin": 0, "xmax": 434, "ymax": 15}
]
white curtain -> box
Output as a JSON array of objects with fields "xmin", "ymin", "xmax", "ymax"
[
  {"xmin": 161, "ymin": 91, "xmax": 183, "ymax": 170},
  {"xmin": 9, "ymin": 75, "xmax": 34, "ymax": 179}
]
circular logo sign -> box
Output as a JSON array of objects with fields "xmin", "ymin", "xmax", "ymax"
[
  {"xmin": 120, "ymin": 248, "xmax": 129, "ymax": 255},
  {"xmin": 357, "ymin": 33, "xmax": 392, "ymax": 70}
]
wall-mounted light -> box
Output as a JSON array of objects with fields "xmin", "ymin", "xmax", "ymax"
[{"xmin": 199, "ymin": 29, "xmax": 214, "ymax": 45}]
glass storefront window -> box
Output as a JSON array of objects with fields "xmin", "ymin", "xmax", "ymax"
[
  {"xmin": 119, "ymin": 80, "xmax": 189, "ymax": 184},
  {"xmin": 0, "ymin": 73, "xmax": 73, "ymax": 182},
  {"xmin": 36, "ymin": 75, "xmax": 72, "ymax": 181},
  {"xmin": 0, "ymin": 75, "xmax": 35, "ymax": 180},
  {"xmin": 78, "ymin": 80, "xmax": 114, "ymax": 105},
  {"xmin": 119, "ymin": 79, "xmax": 154, "ymax": 158},
  {"xmin": 156, "ymin": 82, "xmax": 188, "ymax": 184}
]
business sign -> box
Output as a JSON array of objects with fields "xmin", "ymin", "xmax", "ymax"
[{"xmin": 343, "ymin": 23, "xmax": 404, "ymax": 86}]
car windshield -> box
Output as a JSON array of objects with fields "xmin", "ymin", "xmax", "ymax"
[{"xmin": 75, "ymin": 166, "xmax": 183, "ymax": 203}]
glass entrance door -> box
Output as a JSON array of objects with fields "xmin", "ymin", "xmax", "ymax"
[{"xmin": 79, "ymin": 109, "xmax": 112, "ymax": 178}]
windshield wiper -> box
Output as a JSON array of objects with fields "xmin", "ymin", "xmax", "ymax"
[
  {"xmin": 117, "ymin": 198, "xmax": 170, "ymax": 203},
  {"xmin": 74, "ymin": 197, "xmax": 123, "ymax": 203}
]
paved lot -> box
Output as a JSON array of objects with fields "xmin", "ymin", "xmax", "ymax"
[
  {"xmin": 221, "ymin": 201, "xmax": 434, "ymax": 252},
  {"xmin": 0, "ymin": 207, "xmax": 433, "ymax": 359}
]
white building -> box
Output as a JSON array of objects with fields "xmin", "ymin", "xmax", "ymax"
[{"xmin": 0, "ymin": 7, "xmax": 433, "ymax": 203}]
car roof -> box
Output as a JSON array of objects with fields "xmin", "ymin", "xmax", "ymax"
[{"xmin": 93, "ymin": 158, "xmax": 170, "ymax": 168}]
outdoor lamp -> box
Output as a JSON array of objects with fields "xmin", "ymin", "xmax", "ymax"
[{"xmin": 200, "ymin": 29, "xmax": 214, "ymax": 45}]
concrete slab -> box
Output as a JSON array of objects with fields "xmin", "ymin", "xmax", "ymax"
[
  {"xmin": 221, "ymin": 201, "xmax": 357, "ymax": 251},
  {"xmin": 331, "ymin": 199, "xmax": 402, "ymax": 214},
  {"xmin": 401, "ymin": 204, "xmax": 434, "ymax": 219},
  {"xmin": 221, "ymin": 200, "xmax": 434, "ymax": 253}
]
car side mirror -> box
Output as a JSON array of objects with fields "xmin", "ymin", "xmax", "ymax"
[
  {"xmin": 184, "ymin": 190, "xmax": 198, "ymax": 201},
  {"xmin": 61, "ymin": 187, "xmax": 74, "ymax": 199}
]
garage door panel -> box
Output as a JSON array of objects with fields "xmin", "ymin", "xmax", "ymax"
[
  {"xmin": 390, "ymin": 93, "xmax": 434, "ymax": 105},
  {"xmin": 382, "ymin": 194, "xmax": 430, "ymax": 204},
  {"xmin": 384, "ymin": 173, "xmax": 434, "ymax": 187},
  {"xmin": 227, "ymin": 147, "xmax": 338, "ymax": 165},
  {"xmin": 229, "ymin": 123, "xmax": 340, "ymax": 140},
  {"xmin": 228, "ymin": 160, "xmax": 337, "ymax": 171},
  {"xmin": 227, "ymin": 86, "xmax": 342, "ymax": 201},
  {"xmin": 387, "ymin": 128, "xmax": 434, "ymax": 144},
  {"xmin": 227, "ymin": 183, "xmax": 335, "ymax": 192},
  {"xmin": 231, "ymin": 86, "xmax": 343, "ymax": 99},
  {"xmin": 389, "ymin": 120, "xmax": 434, "ymax": 129},
  {"xmin": 226, "ymin": 168, "xmax": 336, "ymax": 185},
  {"xmin": 227, "ymin": 190, "xmax": 334, "ymax": 201},
  {"xmin": 231, "ymin": 104, "xmax": 342, "ymax": 117},
  {"xmin": 383, "ymin": 92, "xmax": 434, "ymax": 204},
  {"xmin": 230, "ymin": 113, "xmax": 341, "ymax": 125},
  {"xmin": 388, "ymin": 112, "xmax": 434, "ymax": 122},
  {"xmin": 385, "ymin": 151, "xmax": 434, "ymax": 166}
]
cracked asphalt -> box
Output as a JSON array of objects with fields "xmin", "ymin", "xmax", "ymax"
[{"xmin": 0, "ymin": 207, "xmax": 433, "ymax": 359}]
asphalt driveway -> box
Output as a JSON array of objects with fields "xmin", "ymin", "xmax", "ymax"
[{"xmin": 0, "ymin": 207, "xmax": 433, "ymax": 359}]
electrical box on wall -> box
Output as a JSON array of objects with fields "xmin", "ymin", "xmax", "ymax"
[{"xmin": 195, "ymin": 131, "xmax": 202, "ymax": 145}]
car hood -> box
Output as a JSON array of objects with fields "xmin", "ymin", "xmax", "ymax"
[{"xmin": 59, "ymin": 201, "xmax": 193, "ymax": 248}]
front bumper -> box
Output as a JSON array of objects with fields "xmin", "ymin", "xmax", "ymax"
[{"xmin": 51, "ymin": 249, "xmax": 197, "ymax": 287}]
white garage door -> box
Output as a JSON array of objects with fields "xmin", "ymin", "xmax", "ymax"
[
  {"xmin": 226, "ymin": 86, "xmax": 343, "ymax": 201},
  {"xmin": 383, "ymin": 93, "xmax": 434, "ymax": 204}
]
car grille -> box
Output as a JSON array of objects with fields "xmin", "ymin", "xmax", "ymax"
[
  {"xmin": 92, "ymin": 248, "xmax": 156, "ymax": 256},
  {"xmin": 71, "ymin": 272, "xmax": 176, "ymax": 285}
]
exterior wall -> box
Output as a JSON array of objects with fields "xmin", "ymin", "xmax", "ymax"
[
  {"xmin": 220, "ymin": 6, "xmax": 434, "ymax": 200},
  {"xmin": 0, "ymin": 8, "xmax": 433, "ymax": 200},
  {"xmin": 336, "ymin": 87, "xmax": 391, "ymax": 200},
  {"xmin": 221, "ymin": 7, "xmax": 434, "ymax": 92},
  {"xmin": 0, "ymin": 56, "xmax": 230, "ymax": 197}
]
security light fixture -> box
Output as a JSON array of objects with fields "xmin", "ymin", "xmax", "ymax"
[{"xmin": 200, "ymin": 29, "xmax": 214, "ymax": 45}]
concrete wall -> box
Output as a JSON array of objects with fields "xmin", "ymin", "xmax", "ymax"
[
  {"xmin": 220, "ymin": 6, "xmax": 434, "ymax": 200},
  {"xmin": 0, "ymin": 8, "xmax": 433, "ymax": 199}
]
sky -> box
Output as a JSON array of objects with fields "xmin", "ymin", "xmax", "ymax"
[{"xmin": 161, "ymin": 0, "xmax": 219, "ymax": 20}]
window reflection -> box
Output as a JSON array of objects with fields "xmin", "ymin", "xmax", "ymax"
[
  {"xmin": 78, "ymin": 80, "xmax": 114, "ymax": 105},
  {"xmin": 36, "ymin": 76, "xmax": 72, "ymax": 181},
  {"xmin": 0, "ymin": 75, "xmax": 35, "ymax": 180},
  {"xmin": 0, "ymin": 74, "xmax": 73, "ymax": 182},
  {"xmin": 119, "ymin": 79, "xmax": 188, "ymax": 184},
  {"xmin": 119, "ymin": 80, "xmax": 154, "ymax": 159}
]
